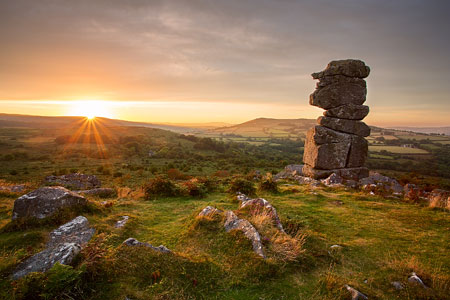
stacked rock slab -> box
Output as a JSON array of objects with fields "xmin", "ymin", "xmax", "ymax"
[{"xmin": 303, "ymin": 59, "xmax": 370, "ymax": 180}]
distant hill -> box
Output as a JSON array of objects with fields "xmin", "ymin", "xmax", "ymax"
[
  {"xmin": 389, "ymin": 126, "xmax": 450, "ymax": 136},
  {"xmin": 0, "ymin": 113, "xmax": 199, "ymax": 134},
  {"xmin": 209, "ymin": 118, "xmax": 316, "ymax": 138}
]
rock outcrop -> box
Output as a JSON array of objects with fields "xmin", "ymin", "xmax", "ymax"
[
  {"xmin": 198, "ymin": 206, "xmax": 223, "ymax": 217},
  {"xmin": 12, "ymin": 187, "xmax": 87, "ymax": 220},
  {"xmin": 12, "ymin": 216, "xmax": 95, "ymax": 279},
  {"xmin": 75, "ymin": 188, "xmax": 116, "ymax": 197},
  {"xmin": 344, "ymin": 284, "xmax": 368, "ymax": 300},
  {"xmin": 224, "ymin": 211, "xmax": 265, "ymax": 258},
  {"xmin": 303, "ymin": 59, "xmax": 370, "ymax": 179},
  {"xmin": 239, "ymin": 197, "xmax": 284, "ymax": 232},
  {"xmin": 45, "ymin": 173, "xmax": 101, "ymax": 190}
]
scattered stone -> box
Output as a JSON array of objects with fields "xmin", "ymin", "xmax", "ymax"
[
  {"xmin": 115, "ymin": 216, "xmax": 130, "ymax": 228},
  {"xmin": 236, "ymin": 192, "xmax": 251, "ymax": 202},
  {"xmin": 391, "ymin": 281, "xmax": 405, "ymax": 290},
  {"xmin": 198, "ymin": 206, "xmax": 223, "ymax": 217},
  {"xmin": 344, "ymin": 284, "xmax": 368, "ymax": 300},
  {"xmin": 239, "ymin": 197, "xmax": 284, "ymax": 232},
  {"xmin": 359, "ymin": 173, "xmax": 404, "ymax": 194},
  {"xmin": 123, "ymin": 238, "xmax": 171, "ymax": 253},
  {"xmin": 0, "ymin": 184, "xmax": 26, "ymax": 193},
  {"xmin": 12, "ymin": 187, "xmax": 87, "ymax": 220},
  {"xmin": 321, "ymin": 173, "xmax": 344, "ymax": 187},
  {"xmin": 274, "ymin": 164, "xmax": 304, "ymax": 180},
  {"xmin": 295, "ymin": 175, "xmax": 320, "ymax": 186},
  {"xmin": 76, "ymin": 188, "xmax": 115, "ymax": 197},
  {"xmin": 330, "ymin": 244, "xmax": 343, "ymax": 249},
  {"xmin": 12, "ymin": 216, "xmax": 95, "ymax": 279},
  {"xmin": 408, "ymin": 272, "xmax": 427, "ymax": 288},
  {"xmin": 224, "ymin": 211, "xmax": 265, "ymax": 258},
  {"xmin": 428, "ymin": 189, "xmax": 450, "ymax": 210},
  {"xmin": 45, "ymin": 173, "xmax": 101, "ymax": 190},
  {"xmin": 303, "ymin": 59, "xmax": 370, "ymax": 180}
]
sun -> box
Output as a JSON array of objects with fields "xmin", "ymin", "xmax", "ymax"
[{"xmin": 67, "ymin": 100, "xmax": 114, "ymax": 119}]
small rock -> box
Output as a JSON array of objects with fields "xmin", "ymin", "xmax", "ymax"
[
  {"xmin": 76, "ymin": 188, "xmax": 116, "ymax": 197},
  {"xmin": 391, "ymin": 281, "xmax": 405, "ymax": 290},
  {"xmin": 330, "ymin": 244, "xmax": 343, "ymax": 249},
  {"xmin": 322, "ymin": 173, "xmax": 344, "ymax": 187},
  {"xmin": 428, "ymin": 189, "xmax": 450, "ymax": 210},
  {"xmin": 236, "ymin": 192, "xmax": 251, "ymax": 202},
  {"xmin": 344, "ymin": 285, "xmax": 368, "ymax": 300},
  {"xmin": 224, "ymin": 211, "xmax": 265, "ymax": 258},
  {"xmin": 123, "ymin": 238, "xmax": 171, "ymax": 253},
  {"xmin": 198, "ymin": 206, "xmax": 222, "ymax": 217},
  {"xmin": 408, "ymin": 272, "xmax": 427, "ymax": 288},
  {"xmin": 115, "ymin": 216, "xmax": 130, "ymax": 228}
]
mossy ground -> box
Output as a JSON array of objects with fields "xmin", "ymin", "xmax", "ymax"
[{"xmin": 0, "ymin": 183, "xmax": 449, "ymax": 299}]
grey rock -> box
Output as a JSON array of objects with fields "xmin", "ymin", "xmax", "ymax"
[
  {"xmin": 310, "ymin": 75, "xmax": 367, "ymax": 110},
  {"xmin": 236, "ymin": 192, "xmax": 251, "ymax": 202},
  {"xmin": 0, "ymin": 184, "xmax": 26, "ymax": 193},
  {"xmin": 295, "ymin": 175, "xmax": 320, "ymax": 186},
  {"xmin": 330, "ymin": 244, "xmax": 343, "ymax": 249},
  {"xmin": 274, "ymin": 164, "xmax": 304, "ymax": 180},
  {"xmin": 347, "ymin": 135, "xmax": 368, "ymax": 168},
  {"xmin": 391, "ymin": 281, "xmax": 405, "ymax": 290},
  {"xmin": 115, "ymin": 216, "xmax": 130, "ymax": 228},
  {"xmin": 318, "ymin": 116, "xmax": 371, "ymax": 137},
  {"xmin": 12, "ymin": 216, "xmax": 94, "ymax": 279},
  {"xmin": 344, "ymin": 285, "xmax": 368, "ymax": 300},
  {"xmin": 321, "ymin": 173, "xmax": 344, "ymax": 186},
  {"xmin": 123, "ymin": 238, "xmax": 171, "ymax": 253},
  {"xmin": 12, "ymin": 187, "xmax": 87, "ymax": 220},
  {"xmin": 312, "ymin": 59, "xmax": 370, "ymax": 79},
  {"xmin": 359, "ymin": 173, "xmax": 403, "ymax": 193},
  {"xmin": 303, "ymin": 126, "xmax": 351, "ymax": 170},
  {"xmin": 408, "ymin": 272, "xmax": 427, "ymax": 288},
  {"xmin": 198, "ymin": 206, "xmax": 222, "ymax": 217},
  {"xmin": 324, "ymin": 104, "xmax": 369, "ymax": 120},
  {"xmin": 224, "ymin": 211, "xmax": 265, "ymax": 258},
  {"xmin": 303, "ymin": 165, "xmax": 369, "ymax": 180},
  {"xmin": 45, "ymin": 173, "xmax": 101, "ymax": 190},
  {"xmin": 240, "ymin": 197, "xmax": 284, "ymax": 232}
]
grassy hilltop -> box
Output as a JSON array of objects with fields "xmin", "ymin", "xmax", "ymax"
[{"xmin": 0, "ymin": 115, "xmax": 449, "ymax": 299}]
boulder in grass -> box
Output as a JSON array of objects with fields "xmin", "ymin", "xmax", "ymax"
[
  {"xmin": 344, "ymin": 285, "xmax": 368, "ymax": 300},
  {"xmin": 76, "ymin": 188, "xmax": 116, "ymax": 198},
  {"xmin": 224, "ymin": 211, "xmax": 265, "ymax": 258},
  {"xmin": 12, "ymin": 216, "xmax": 95, "ymax": 279},
  {"xmin": 45, "ymin": 173, "xmax": 101, "ymax": 190},
  {"xmin": 239, "ymin": 197, "xmax": 284, "ymax": 232},
  {"xmin": 428, "ymin": 189, "xmax": 450, "ymax": 210},
  {"xmin": 123, "ymin": 238, "xmax": 171, "ymax": 253},
  {"xmin": 12, "ymin": 187, "xmax": 87, "ymax": 220},
  {"xmin": 198, "ymin": 206, "xmax": 222, "ymax": 217}
]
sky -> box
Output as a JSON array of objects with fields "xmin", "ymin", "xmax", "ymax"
[{"xmin": 1, "ymin": 0, "xmax": 449, "ymax": 126}]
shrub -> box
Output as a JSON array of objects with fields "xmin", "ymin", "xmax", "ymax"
[
  {"xmin": 228, "ymin": 177, "xmax": 256, "ymax": 196},
  {"xmin": 113, "ymin": 171, "xmax": 123, "ymax": 178},
  {"xmin": 167, "ymin": 168, "xmax": 189, "ymax": 180},
  {"xmin": 258, "ymin": 173, "xmax": 278, "ymax": 193},
  {"xmin": 144, "ymin": 176, "xmax": 180, "ymax": 199},
  {"xmin": 181, "ymin": 178, "xmax": 207, "ymax": 198}
]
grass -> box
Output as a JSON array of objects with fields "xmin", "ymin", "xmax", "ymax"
[
  {"xmin": 0, "ymin": 183, "xmax": 448, "ymax": 299},
  {"xmin": 369, "ymin": 146, "xmax": 429, "ymax": 154}
]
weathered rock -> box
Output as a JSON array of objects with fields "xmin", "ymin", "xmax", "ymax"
[
  {"xmin": 312, "ymin": 59, "xmax": 370, "ymax": 79},
  {"xmin": 310, "ymin": 75, "xmax": 367, "ymax": 109},
  {"xmin": 295, "ymin": 175, "xmax": 321, "ymax": 186},
  {"xmin": 359, "ymin": 173, "xmax": 403, "ymax": 194},
  {"xmin": 344, "ymin": 284, "xmax": 368, "ymax": 300},
  {"xmin": 428, "ymin": 189, "xmax": 450, "ymax": 209},
  {"xmin": 123, "ymin": 238, "xmax": 171, "ymax": 253},
  {"xmin": 12, "ymin": 216, "xmax": 94, "ymax": 279},
  {"xmin": 45, "ymin": 173, "xmax": 101, "ymax": 190},
  {"xmin": 0, "ymin": 184, "xmax": 26, "ymax": 193},
  {"xmin": 240, "ymin": 197, "xmax": 284, "ymax": 232},
  {"xmin": 115, "ymin": 216, "xmax": 130, "ymax": 228},
  {"xmin": 224, "ymin": 211, "xmax": 265, "ymax": 258},
  {"xmin": 391, "ymin": 281, "xmax": 405, "ymax": 290},
  {"xmin": 347, "ymin": 135, "xmax": 368, "ymax": 167},
  {"xmin": 303, "ymin": 164, "xmax": 369, "ymax": 180},
  {"xmin": 408, "ymin": 272, "xmax": 427, "ymax": 288},
  {"xmin": 303, "ymin": 126, "xmax": 351, "ymax": 169},
  {"xmin": 318, "ymin": 116, "xmax": 371, "ymax": 137},
  {"xmin": 321, "ymin": 173, "xmax": 344, "ymax": 186},
  {"xmin": 12, "ymin": 187, "xmax": 87, "ymax": 220},
  {"xmin": 324, "ymin": 104, "xmax": 369, "ymax": 120},
  {"xmin": 198, "ymin": 206, "xmax": 223, "ymax": 217},
  {"xmin": 236, "ymin": 192, "xmax": 251, "ymax": 202},
  {"xmin": 274, "ymin": 164, "xmax": 305, "ymax": 180},
  {"xmin": 76, "ymin": 188, "xmax": 116, "ymax": 197}
]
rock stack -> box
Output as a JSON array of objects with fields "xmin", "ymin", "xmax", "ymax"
[{"xmin": 302, "ymin": 59, "xmax": 370, "ymax": 180}]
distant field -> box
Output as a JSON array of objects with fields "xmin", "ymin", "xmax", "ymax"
[
  {"xmin": 395, "ymin": 134, "xmax": 449, "ymax": 141},
  {"xmin": 369, "ymin": 145, "xmax": 429, "ymax": 154}
]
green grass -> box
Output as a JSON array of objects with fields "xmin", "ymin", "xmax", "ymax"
[
  {"xmin": 1, "ymin": 184, "xmax": 449, "ymax": 299},
  {"xmin": 369, "ymin": 146, "xmax": 429, "ymax": 154}
]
